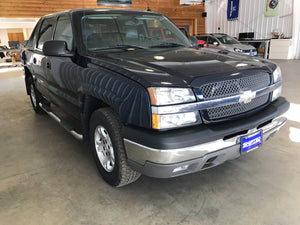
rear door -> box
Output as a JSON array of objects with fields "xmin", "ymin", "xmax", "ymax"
[{"xmin": 33, "ymin": 17, "xmax": 56, "ymax": 99}]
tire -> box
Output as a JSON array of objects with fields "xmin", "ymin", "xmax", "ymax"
[
  {"xmin": 89, "ymin": 108, "xmax": 141, "ymax": 187},
  {"xmin": 28, "ymin": 77, "xmax": 45, "ymax": 114}
]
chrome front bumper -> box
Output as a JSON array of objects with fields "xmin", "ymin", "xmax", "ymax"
[{"xmin": 124, "ymin": 116, "xmax": 286, "ymax": 178}]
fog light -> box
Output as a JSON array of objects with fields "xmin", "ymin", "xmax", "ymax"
[
  {"xmin": 173, "ymin": 165, "xmax": 189, "ymax": 173},
  {"xmin": 272, "ymin": 86, "xmax": 282, "ymax": 102}
]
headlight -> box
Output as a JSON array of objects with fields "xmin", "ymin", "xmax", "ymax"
[
  {"xmin": 272, "ymin": 86, "xmax": 282, "ymax": 102},
  {"xmin": 152, "ymin": 112, "xmax": 200, "ymax": 129},
  {"xmin": 148, "ymin": 87, "xmax": 196, "ymax": 106},
  {"xmin": 234, "ymin": 48, "xmax": 243, "ymax": 53},
  {"xmin": 273, "ymin": 66, "xmax": 282, "ymax": 83}
]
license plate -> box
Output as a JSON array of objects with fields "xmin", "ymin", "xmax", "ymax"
[
  {"xmin": 241, "ymin": 131, "xmax": 262, "ymax": 153},
  {"xmin": 250, "ymin": 52, "xmax": 255, "ymax": 56}
]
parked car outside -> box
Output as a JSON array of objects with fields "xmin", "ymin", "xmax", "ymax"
[
  {"xmin": 197, "ymin": 33, "xmax": 257, "ymax": 56},
  {"xmin": 21, "ymin": 9, "xmax": 288, "ymax": 187},
  {"xmin": 178, "ymin": 26, "xmax": 207, "ymax": 48}
]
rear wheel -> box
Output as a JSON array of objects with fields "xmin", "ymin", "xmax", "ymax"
[
  {"xmin": 89, "ymin": 108, "xmax": 141, "ymax": 187},
  {"xmin": 28, "ymin": 77, "xmax": 45, "ymax": 114}
]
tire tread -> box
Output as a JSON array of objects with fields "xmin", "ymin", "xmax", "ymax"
[{"xmin": 90, "ymin": 108, "xmax": 141, "ymax": 187}]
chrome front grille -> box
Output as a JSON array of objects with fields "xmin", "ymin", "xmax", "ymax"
[
  {"xmin": 199, "ymin": 73, "xmax": 271, "ymax": 121},
  {"xmin": 199, "ymin": 73, "xmax": 270, "ymax": 100},
  {"xmin": 243, "ymin": 49, "xmax": 256, "ymax": 53},
  {"xmin": 206, "ymin": 94, "xmax": 269, "ymax": 120}
]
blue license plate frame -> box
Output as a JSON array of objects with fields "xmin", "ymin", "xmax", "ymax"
[{"xmin": 241, "ymin": 131, "xmax": 262, "ymax": 153}]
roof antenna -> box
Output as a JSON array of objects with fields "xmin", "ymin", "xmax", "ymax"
[{"xmin": 147, "ymin": 2, "xmax": 152, "ymax": 11}]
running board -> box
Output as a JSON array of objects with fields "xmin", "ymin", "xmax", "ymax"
[{"xmin": 39, "ymin": 103, "xmax": 83, "ymax": 140}]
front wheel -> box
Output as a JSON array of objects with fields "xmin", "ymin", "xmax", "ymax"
[{"xmin": 89, "ymin": 108, "xmax": 141, "ymax": 187}]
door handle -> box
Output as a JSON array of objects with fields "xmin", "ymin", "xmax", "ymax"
[{"xmin": 46, "ymin": 62, "xmax": 51, "ymax": 69}]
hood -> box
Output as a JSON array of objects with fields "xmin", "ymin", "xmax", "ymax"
[{"xmin": 90, "ymin": 47, "xmax": 276, "ymax": 88}]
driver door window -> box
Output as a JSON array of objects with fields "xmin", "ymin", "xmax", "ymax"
[
  {"xmin": 54, "ymin": 16, "xmax": 73, "ymax": 51},
  {"xmin": 207, "ymin": 37, "xmax": 215, "ymax": 45}
]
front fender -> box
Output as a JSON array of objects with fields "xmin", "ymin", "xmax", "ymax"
[
  {"xmin": 82, "ymin": 66, "xmax": 152, "ymax": 128},
  {"xmin": 57, "ymin": 61, "xmax": 152, "ymax": 128}
]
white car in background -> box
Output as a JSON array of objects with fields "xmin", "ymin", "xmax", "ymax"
[{"xmin": 196, "ymin": 33, "xmax": 257, "ymax": 56}]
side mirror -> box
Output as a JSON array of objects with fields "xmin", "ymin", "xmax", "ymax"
[
  {"xmin": 213, "ymin": 41, "xmax": 219, "ymax": 46},
  {"xmin": 189, "ymin": 36, "xmax": 199, "ymax": 48},
  {"xmin": 43, "ymin": 40, "xmax": 72, "ymax": 56}
]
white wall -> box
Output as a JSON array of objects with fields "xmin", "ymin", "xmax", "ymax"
[
  {"xmin": 206, "ymin": 0, "xmax": 293, "ymax": 39},
  {"xmin": 0, "ymin": 29, "xmax": 9, "ymax": 46},
  {"xmin": 0, "ymin": 18, "xmax": 38, "ymax": 47},
  {"xmin": 0, "ymin": 18, "xmax": 39, "ymax": 29},
  {"xmin": 23, "ymin": 28, "xmax": 34, "ymax": 40},
  {"xmin": 289, "ymin": 0, "xmax": 300, "ymax": 59}
]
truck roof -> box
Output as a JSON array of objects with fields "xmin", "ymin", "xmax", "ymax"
[{"xmin": 43, "ymin": 8, "xmax": 161, "ymax": 18}]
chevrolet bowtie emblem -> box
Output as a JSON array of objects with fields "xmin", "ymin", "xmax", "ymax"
[{"xmin": 239, "ymin": 90, "xmax": 256, "ymax": 104}]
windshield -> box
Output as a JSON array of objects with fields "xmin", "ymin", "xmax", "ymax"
[
  {"xmin": 216, "ymin": 35, "xmax": 240, "ymax": 44},
  {"xmin": 81, "ymin": 13, "xmax": 191, "ymax": 51}
]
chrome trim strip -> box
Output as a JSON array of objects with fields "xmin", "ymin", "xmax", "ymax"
[
  {"xmin": 39, "ymin": 103, "xmax": 83, "ymax": 140},
  {"xmin": 152, "ymin": 82, "xmax": 282, "ymax": 115},
  {"xmin": 124, "ymin": 117, "xmax": 286, "ymax": 165}
]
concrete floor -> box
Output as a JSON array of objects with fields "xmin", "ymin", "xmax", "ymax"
[{"xmin": 0, "ymin": 60, "xmax": 300, "ymax": 225}]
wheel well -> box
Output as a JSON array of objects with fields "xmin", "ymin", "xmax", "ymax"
[
  {"xmin": 81, "ymin": 95, "xmax": 109, "ymax": 142},
  {"xmin": 24, "ymin": 67, "xmax": 32, "ymax": 95}
]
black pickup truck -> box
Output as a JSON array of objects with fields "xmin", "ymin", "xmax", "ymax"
[{"xmin": 21, "ymin": 9, "xmax": 289, "ymax": 187}]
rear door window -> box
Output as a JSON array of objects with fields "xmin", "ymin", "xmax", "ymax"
[{"xmin": 26, "ymin": 19, "xmax": 41, "ymax": 48}]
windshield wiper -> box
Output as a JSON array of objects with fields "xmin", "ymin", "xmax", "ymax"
[
  {"xmin": 91, "ymin": 45, "xmax": 146, "ymax": 51},
  {"xmin": 149, "ymin": 43, "xmax": 185, "ymax": 48}
]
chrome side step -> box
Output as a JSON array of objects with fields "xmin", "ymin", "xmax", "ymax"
[{"xmin": 39, "ymin": 103, "xmax": 83, "ymax": 140}]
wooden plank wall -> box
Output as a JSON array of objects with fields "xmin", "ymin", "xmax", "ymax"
[
  {"xmin": 8, "ymin": 33, "xmax": 25, "ymax": 43},
  {"xmin": 0, "ymin": 0, "xmax": 205, "ymax": 34}
]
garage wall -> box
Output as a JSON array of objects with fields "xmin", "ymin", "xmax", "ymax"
[
  {"xmin": 289, "ymin": 0, "xmax": 300, "ymax": 59},
  {"xmin": 206, "ymin": 0, "xmax": 293, "ymax": 39},
  {"xmin": 0, "ymin": 0, "xmax": 205, "ymax": 35},
  {"xmin": 0, "ymin": 29, "xmax": 9, "ymax": 46}
]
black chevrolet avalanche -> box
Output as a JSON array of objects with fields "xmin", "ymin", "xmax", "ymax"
[{"xmin": 21, "ymin": 9, "xmax": 289, "ymax": 187}]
